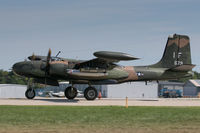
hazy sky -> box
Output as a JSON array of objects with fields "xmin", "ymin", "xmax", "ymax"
[{"xmin": 0, "ymin": 0, "xmax": 200, "ymax": 71}]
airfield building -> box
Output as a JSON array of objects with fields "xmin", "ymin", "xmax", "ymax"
[
  {"xmin": 107, "ymin": 82, "xmax": 158, "ymax": 99},
  {"xmin": 183, "ymin": 80, "xmax": 200, "ymax": 97}
]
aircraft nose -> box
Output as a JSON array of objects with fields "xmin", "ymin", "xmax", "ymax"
[
  {"xmin": 12, "ymin": 62, "xmax": 23, "ymax": 75},
  {"xmin": 13, "ymin": 61, "xmax": 33, "ymax": 76}
]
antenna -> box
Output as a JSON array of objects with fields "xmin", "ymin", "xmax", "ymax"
[{"xmin": 55, "ymin": 51, "xmax": 61, "ymax": 57}]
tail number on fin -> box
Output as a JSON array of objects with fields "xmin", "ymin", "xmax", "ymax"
[{"xmin": 174, "ymin": 60, "xmax": 183, "ymax": 66}]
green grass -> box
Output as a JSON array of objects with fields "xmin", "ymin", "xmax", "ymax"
[{"xmin": 0, "ymin": 106, "xmax": 200, "ymax": 133}]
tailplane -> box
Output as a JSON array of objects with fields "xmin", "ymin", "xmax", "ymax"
[{"xmin": 152, "ymin": 34, "xmax": 194, "ymax": 70}]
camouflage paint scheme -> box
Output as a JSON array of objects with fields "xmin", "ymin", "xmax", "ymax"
[{"xmin": 13, "ymin": 34, "xmax": 195, "ymax": 86}]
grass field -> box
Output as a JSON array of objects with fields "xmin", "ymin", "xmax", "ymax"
[{"xmin": 0, "ymin": 106, "xmax": 200, "ymax": 133}]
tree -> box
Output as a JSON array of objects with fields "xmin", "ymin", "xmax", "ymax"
[{"xmin": 0, "ymin": 69, "xmax": 27, "ymax": 85}]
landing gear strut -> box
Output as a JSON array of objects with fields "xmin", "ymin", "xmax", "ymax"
[
  {"xmin": 84, "ymin": 86, "xmax": 98, "ymax": 100},
  {"xmin": 65, "ymin": 86, "xmax": 77, "ymax": 100}
]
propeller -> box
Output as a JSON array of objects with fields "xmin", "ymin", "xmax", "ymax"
[
  {"xmin": 28, "ymin": 53, "xmax": 36, "ymax": 61},
  {"xmin": 44, "ymin": 48, "xmax": 52, "ymax": 86},
  {"xmin": 32, "ymin": 53, "xmax": 36, "ymax": 60}
]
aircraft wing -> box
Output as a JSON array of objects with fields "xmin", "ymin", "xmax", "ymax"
[{"xmin": 74, "ymin": 51, "xmax": 139, "ymax": 69}]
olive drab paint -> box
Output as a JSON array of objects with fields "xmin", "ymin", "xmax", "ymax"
[
  {"xmin": 12, "ymin": 34, "xmax": 195, "ymax": 100},
  {"xmin": 151, "ymin": 34, "xmax": 191, "ymax": 68}
]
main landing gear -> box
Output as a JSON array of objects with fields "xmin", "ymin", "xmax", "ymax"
[
  {"xmin": 64, "ymin": 85, "xmax": 98, "ymax": 100},
  {"xmin": 84, "ymin": 87, "xmax": 98, "ymax": 100},
  {"xmin": 64, "ymin": 86, "xmax": 78, "ymax": 99}
]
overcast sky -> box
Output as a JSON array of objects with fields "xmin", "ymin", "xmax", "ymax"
[{"xmin": 0, "ymin": 0, "xmax": 200, "ymax": 71}]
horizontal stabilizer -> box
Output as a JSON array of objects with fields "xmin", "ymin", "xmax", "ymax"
[{"xmin": 169, "ymin": 64, "xmax": 195, "ymax": 72}]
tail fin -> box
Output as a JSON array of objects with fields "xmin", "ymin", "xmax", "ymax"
[{"xmin": 152, "ymin": 34, "xmax": 192, "ymax": 68}]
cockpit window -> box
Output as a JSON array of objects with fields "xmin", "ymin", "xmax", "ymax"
[{"xmin": 51, "ymin": 57, "xmax": 62, "ymax": 61}]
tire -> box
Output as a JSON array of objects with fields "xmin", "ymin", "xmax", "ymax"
[
  {"xmin": 25, "ymin": 89, "xmax": 36, "ymax": 99},
  {"xmin": 65, "ymin": 86, "xmax": 77, "ymax": 100},
  {"xmin": 84, "ymin": 87, "xmax": 97, "ymax": 100}
]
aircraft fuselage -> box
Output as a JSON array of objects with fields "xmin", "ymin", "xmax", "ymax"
[{"xmin": 13, "ymin": 60, "xmax": 193, "ymax": 85}]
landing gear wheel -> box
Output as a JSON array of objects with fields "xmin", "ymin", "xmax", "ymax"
[
  {"xmin": 84, "ymin": 87, "xmax": 97, "ymax": 100},
  {"xmin": 25, "ymin": 88, "xmax": 36, "ymax": 99},
  {"xmin": 65, "ymin": 86, "xmax": 77, "ymax": 100}
]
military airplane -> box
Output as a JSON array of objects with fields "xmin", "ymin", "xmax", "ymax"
[{"xmin": 12, "ymin": 34, "xmax": 195, "ymax": 100}]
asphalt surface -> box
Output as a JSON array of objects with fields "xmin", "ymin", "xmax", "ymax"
[{"xmin": 1, "ymin": 97, "xmax": 200, "ymax": 106}]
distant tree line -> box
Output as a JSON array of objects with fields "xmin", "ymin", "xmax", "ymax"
[
  {"xmin": 0, "ymin": 69, "xmax": 28, "ymax": 85},
  {"xmin": 0, "ymin": 69, "xmax": 200, "ymax": 85},
  {"xmin": 178, "ymin": 71, "xmax": 200, "ymax": 82},
  {"xmin": 193, "ymin": 71, "xmax": 200, "ymax": 79}
]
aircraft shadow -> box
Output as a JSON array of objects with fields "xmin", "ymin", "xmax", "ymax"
[{"xmin": 34, "ymin": 98, "xmax": 79, "ymax": 103}]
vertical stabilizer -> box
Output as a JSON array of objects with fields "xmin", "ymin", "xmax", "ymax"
[{"xmin": 152, "ymin": 34, "xmax": 192, "ymax": 68}]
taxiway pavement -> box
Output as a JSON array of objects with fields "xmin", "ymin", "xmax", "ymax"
[{"xmin": 1, "ymin": 97, "xmax": 200, "ymax": 106}]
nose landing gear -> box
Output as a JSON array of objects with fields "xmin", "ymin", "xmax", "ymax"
[
  {"xmin": 25, "ymin": 88, "xmax": 36, "ymax": 99},
  {"xmin": 25, "ymin": 79, "xmax": 36, "ymax": 99}
]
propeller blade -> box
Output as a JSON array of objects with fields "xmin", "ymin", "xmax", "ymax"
[
  {"xmin": 44, "ymin": 48, "xmax": 52, "ymax": 86},
  {"xmin": 28, "ymin": 53, "xmax": 36, "ymax": 61},
  {"xmin": 32, "ymin": 53, "xmax": 36, "ymax": 60},
  {"xmin": 46, "ymin": 48, "xmax": 51, "ymax": 72},
  {"xmin": 47, "ymin": 48, "xmax": 51, "ymax": 63}
]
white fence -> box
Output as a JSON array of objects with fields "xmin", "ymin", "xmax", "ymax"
[{"xmin": 0, "ymin": 84, "xmax": 26, "ymax": 98}]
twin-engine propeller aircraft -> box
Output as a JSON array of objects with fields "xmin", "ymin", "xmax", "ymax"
[{"xmin": 13, "ymin": 34, "xmax": 195, "ymax": 100}]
